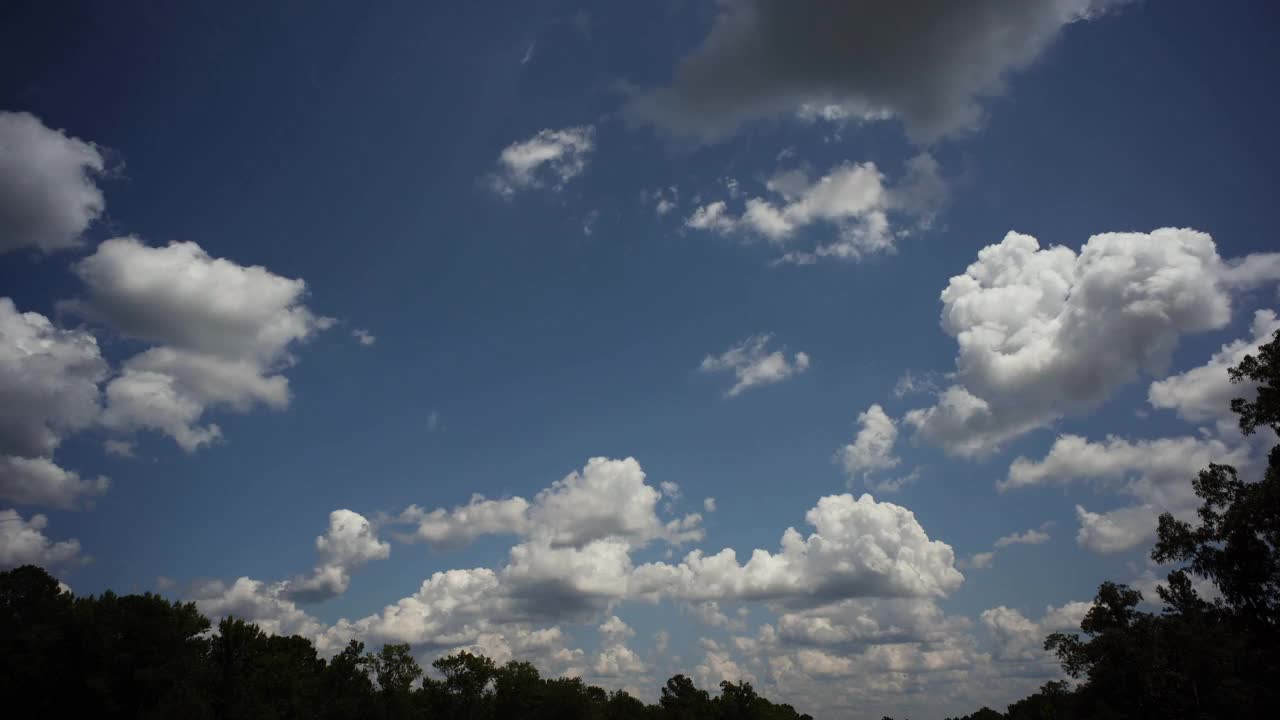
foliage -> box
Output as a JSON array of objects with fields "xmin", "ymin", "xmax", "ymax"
[{"xmin": 0, "ymin": 565, "xmax": 812, "ymax": 719}]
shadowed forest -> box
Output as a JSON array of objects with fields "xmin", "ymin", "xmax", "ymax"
[{"xmin": 4, "ymin": 334, "xmax": 1279, "ymax": 719}]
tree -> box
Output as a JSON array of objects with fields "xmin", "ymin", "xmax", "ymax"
[
  {"xmin": 1229, "ymin": 327, "xmax": 1280, "ymax": 436},
  {"xmin": 369, "ymin": 643, "xmax": 421, "ymax": 718},
  {"xmin": 0, "ymin": 565, "xmax": 814, "ymax": 719},
  {"xmin": 322, "ymin": 640, "xmax": 376, "ymax": 720},
  {"xmin": 493, "ymin": 659, "xmax": 541, "ymax": 718},
  {"xmin": 1152, "ymin": 326, "xmax": 1280, "ymax": 628},
  {"xmin": 659, "ymin": 674, "xmax": 712, "ymax": 719}
]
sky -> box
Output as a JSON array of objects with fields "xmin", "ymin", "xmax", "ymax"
[{"xmin": 2, "ymin": 1, "xmax": 1279, "ymax": 717}]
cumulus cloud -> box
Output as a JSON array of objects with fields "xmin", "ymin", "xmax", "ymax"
[
  {"xmin": 906, "ymin": 229, "xmax": 1280, "ymax": 456},
  {"xmin": 399, "ymin": 495, "xmax": 532, "ymax": 548},
  {"xmin": 397, "ymin": 457, "xmax": 702, "ymax": 550},
  {"xmin": 0, "ymin": 298, "xmax": 106, "ymax": 459},
  {"xmin": 0, "ymin": 456, "xmax": 108, "ymax": 509},
  {"xmin": 191, "ymin": 576, "xmax": 328, "ymax": 641},
  {"xmin": 67, "ymin": 237, "xmax": 328, "ymax": 360},
  {"xmin": 382, "ymin": 490, "xmax": 962, "ymax": 643},
  {"xmin": 685, "ymin": 154, "xmax": 946, "ymax": 263},
  {"xmin": 487, "ymin": 126, "xmax": 595, "ymax": 197},
  {"xmin": 0, "ymin": 508, "xmax": 87, "ymax": 570},
  {"xmin": 0, "ymin": 298, "xmax": 110, "ymax": 508},
  {"xmin": 1149, "ymin": 309, "xmax": 1280, "ymax": 435},
  {"xmin": 281, "ymin": 510, "xmax": 390, "ymax": 603},
  {"xmin": 0, "ymin": 111, "xmax": 105, "ymax": 253},
  {"xmin": 700, "ymin": 334, "xmax": 810, "ymax": 397},
  {"xmin": 633, "ymin": 493, "xmax": 963, "ymax": 605},
  {"xmin": 775, "ymin": 597, "xmax": 966, "ymax": 651},
  {"xmin": 591, "ymin": 616, "xmax": 646, "ymax": 677},
  {"xmin": 732, "ymin": 614, "xmax": 996, "ymax": 717},
  {"xmin": 598, "ymin": 615, "xmax": 635, "ymax": 644},
  {"xmin": 981, "ymin": 600, "xmax": 1086, "ymax": 663},
  {"xmin": 965, "ymin": 551, "xmax": 996, "ymax": 570},
  {"xmin": 838, "ymin": 404, "xmax": 901, "ymax": 480},
  {"xmin": 352, "ymin": 328, "xmax": 376, "ymax": 346},
  {"xmin": 1072, "ymin": 504, "xmax": 1156, "ymax": 555},
  {"xmin": 176, "ymin": 461, "xmax": 1000, "ymax": 717},
  {"xmin": 627, "ymin": 0, "xmax": 1128, "ymax": 142},
  {"xmin": 1005, "ymin": 434, "xmax": 1251, "ymax": 553},
  {"xmin": 695, "ymin": 638, "xmax": 756, "ymax": 686},
  {"xmin": 64, "ymin": 237, "xmax": 331, "ymax": 451}
]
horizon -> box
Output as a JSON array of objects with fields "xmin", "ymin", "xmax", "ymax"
[{"xmin": 3, "ymin": 2, "xmax": 1279, "ymax": 718}]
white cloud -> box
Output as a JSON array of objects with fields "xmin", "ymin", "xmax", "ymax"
[
  {"xmin": 906, "ymin": 229, "xmax": 1280, "ymax": 456},
  {"xmin": 398, "ymin": 457, "xmax": 703, "ymax": 551},
  {"xmin": 0, "ymin": 456, "xmax": 108, "ymax": 509},
  {"xmin": 1005, "ymin": 433, "xmax": 1251, "ymax": 553},
  {"xmin": 592, "ymin": 642, "xmax": 646, "ymax": 677},
  {"xmin": 627, "ymin": 0, "xmax": 1129, "ymax": 142},
  {"xmin": 776, "ymin": 597, "xmax": 968, "ymax": 652},
  {"xmin": 0, "ymin": 298, "xmax": 110, "ymax": 508},
  {"xmin": 965, "ymin": 552, "xmax": 995, "ymax": 570},
  {"xmin": 282, "ymin": 509, "xmax": 391, "ymax": 603},
  {"xmin": 838, "ymin": 404, "xmax": 901, "ymax": 480},
  {"xmin": 963, "ymin": 523, "xmax": 1052, "ymax": 569},
  {"xmin": 994, "ymin": 527, "xmax": 1051, "ymax": 548},
  {"xmin": 1149, "ymin": 308, "xmax": 1280, "ymax": 434},
  {"xmin": 598, "ymin": 615, "xmax": 635, "ymax": 644},
  {"xmin": 634, "ymin": 493, "xmax": 963, "ymax": 605},
  {"xmin": 703, "ymin": 497, "xmax": 717, "ymax": 513},
  {"xmin": 502, "ymin": 538, "xmax": 639, "ymax": 620},
  {"xmin": 695, "ymin": 639, "xmax": 756, "ymax": 686},
  {"xmin": 700, "ymin": 334, "xmax": 810, "ymax": 397},
  {"xmin": 487, "ymin": 126, "xmax": 595, "ymax": 197},
  {"xmin": 1073, "ymin": 504, "xmax": 1156, "ymax": 555},
  {"xmin": 685, "ymin": 201, "xmax": 736, "ymax": 233},
  {"xmin": 191, "ymin": 576, "xmax": 327, "ymax": 641},
  {"xmin": 0, "ymin": 298, "xmax": 106, "ymax": 459},
  {"xmin": 399, "ymin": 496, "xmax": 532, "ymax": 548},
  {"xmin": 352, "ymin": 328, "xmax": 377, "ymax": 346},
  {"xmin": 0, "ymin": 508, "xmax": 87, "ymax": 570},
  {"xmin": 169, "ymin": 460, "xmax": 1021, "ymax": 717},
  {"xmin": 685, "ymin": 155, "xmax": 945, "ymax": 263},
  {"xmin": 0, "ymin": 111, "xmax": 105, "ymax": 253},
  {"xmin": 686, "ymin": 600, "xmax": 745, "ymax": 631},
  {"xmin": 980, "ymin": 606, "xmax": 1046, "ymax": 662},
  {"xmin": 592, "ymin": 616, "xmax": 646, "ymax": 677},
  {"xmin": 67, "ymin": 237, "xmax": 328, "ymax": 361},
  {"xmin": 65, "ymin": 237, "xmax": 331, "ymax": 451},
  {"xmin": 981, "ymin": 599, "xmax": 1089, "ymax": 672}
]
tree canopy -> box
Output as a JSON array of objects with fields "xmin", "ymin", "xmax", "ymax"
[{"xmin": 0, "ymin": 565, "xmax": 812, "ymax": 720}]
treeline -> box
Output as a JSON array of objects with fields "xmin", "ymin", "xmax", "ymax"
[
  {"xmin": 0, "ymin": 568, "xmax": 811, "ymax": 719},
  {"xmin": 938, "ymin": 328, "xmax": 1280, "ymax": 719},
  {"xmin": 5, "ymin": 338, "xmax": 1279, "ymax": 720}
]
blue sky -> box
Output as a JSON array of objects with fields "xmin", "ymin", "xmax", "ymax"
[{"xmin": 2, "ymin": 1, "xmax": 1279, "ymax": 717}]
